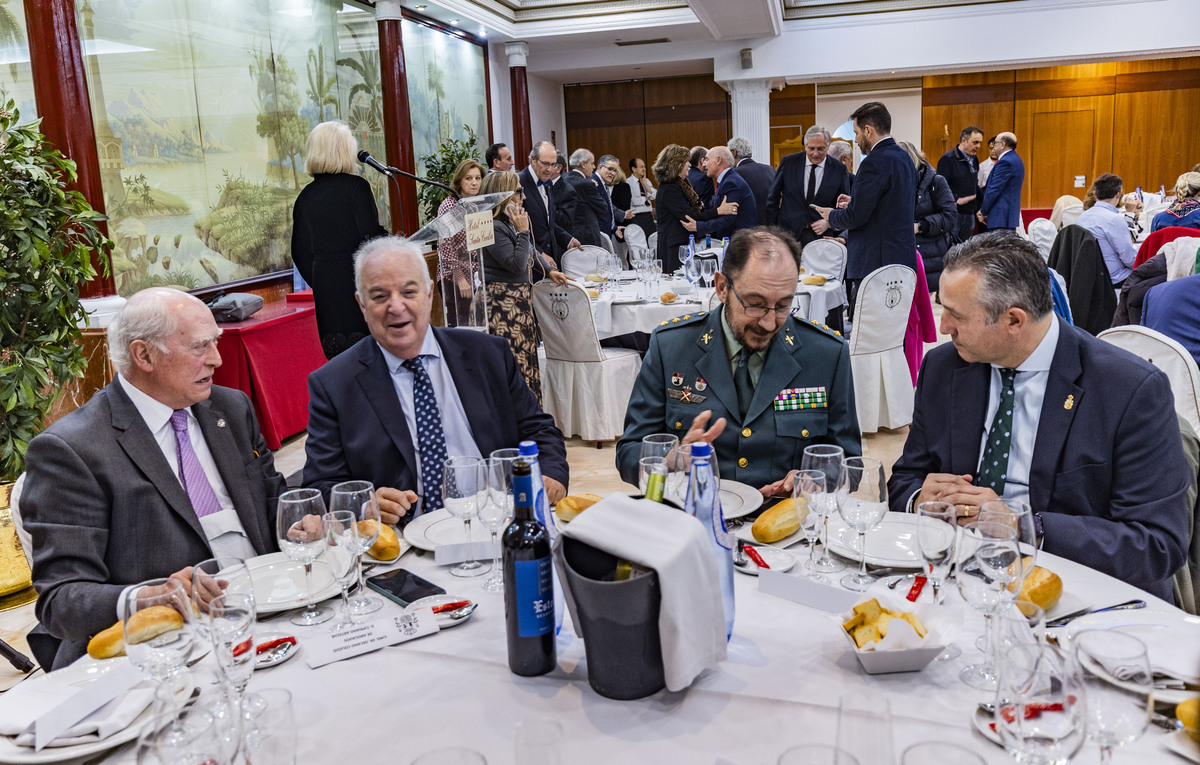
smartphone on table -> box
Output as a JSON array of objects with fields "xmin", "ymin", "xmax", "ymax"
[{"xmin": 365, "ymin": 568, "xmax": 446, "ymax": 607}]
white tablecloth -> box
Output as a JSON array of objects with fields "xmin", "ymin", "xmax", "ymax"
[
  {"xmin": 793, "ymin": 281, "xmax": 843, "ymax": 323},
  {"xmin": 590, "ymin": 279, "xmax": 701, "ymax": 339},
  {"xmin": 97, "ymin": 540, "xmax": 1185, "ymax": 764}
]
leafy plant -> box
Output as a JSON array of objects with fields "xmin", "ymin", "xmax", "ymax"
[
  {"xmin": 0, "ymin": 94, "xmax": 112, "ymax": 480},
  {"xmin": 416, "ymin": 124, "xmax": 479, "ymax": 222}
]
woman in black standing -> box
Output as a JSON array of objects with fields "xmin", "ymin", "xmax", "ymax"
[
  {"xmin": 291, "ymin": 121, "xmax": 386, "ymax": 359},
  {"xmin": 652, "ymin": 144, "xmax": 737, "ymax": 274}
]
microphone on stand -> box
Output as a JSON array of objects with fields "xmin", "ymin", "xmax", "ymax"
[
  {"xmin": 357, "ymin": 150, "xmax": 459, "ymax": 199},
  {"xmin": 357, "ymin": 150, "xmax": 393, "ymax": 176}
]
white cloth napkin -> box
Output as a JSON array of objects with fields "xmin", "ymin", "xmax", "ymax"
[
  {"xmin": 13, "ymin": 689, "xmax": 154, "ymax": 748},
  {"xmin": 1076, "ymin": 617, "xmax": 1200, "ymax": 684},
  {"xmin": 553, "ymin": 495, "xmax": 727, "ymax": 692},
  {"xmin": 591, "ymin": 293, "xmax": 615, "ymax": 334}
]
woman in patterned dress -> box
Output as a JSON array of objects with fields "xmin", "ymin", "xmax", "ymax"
[
  {"xmin": 436, "ymin": 159, "xmax": 484, "ymax": 325},
  {"xmin": 478, "ymin": 171, "xmax": 570, "ymax": 404}
]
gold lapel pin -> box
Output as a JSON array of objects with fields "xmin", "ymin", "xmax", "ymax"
[
  {"xmin": 216, "ymin": 418, "xmax": 227, "ymax": 428},
  {"xmin": 1064, "ymin": 395, "xmax": 1074, "ymax": 410},
  {"xmin": 701, "ymin": 330, "xmax": 713, "ymax": 345}
]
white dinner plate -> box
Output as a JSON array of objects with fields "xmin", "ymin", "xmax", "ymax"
[
  {"xmin": 971, "ymin": 707, "xmax": 1003, "ymax": 747},
  {"xmin": 720, "ymin": 481, "xmax": 763, "ymax": 520},
  {"xmin": 1163, "ymin": 730, "xmax": 1200, "ymax": 763},
  {"xmin": 825, "ymin": 512, "xmax": 924, "ymax": 569},
  {"xmin": 0, "ymin": 659, "xmax": 191, "ymax": 763},
  {"xmin": 246, "ymin": 552, "xmax": 339, "ymax": 614},
  {"xmin": 733, "ymin": 545, "xmax": 796, "ymax": 576},
  {"xmin": 404, "ymin": 595, "xmax": 475, "ymax": 629},
  {"xmin": 404, "ymin": 509, "xmax": 487, "ymax": 552},
  {"xmin": 610, "ymin": 295, "xmax": 646, "ymax": 305}
]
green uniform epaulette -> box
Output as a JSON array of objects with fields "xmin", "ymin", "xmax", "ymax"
[
  {"xmin": 655, "ymin": 311, "xmax": 708, "ymax": 331},
  {"xmin": 793, "ymin": 317, "xmax": 845, "ymax": 342}
]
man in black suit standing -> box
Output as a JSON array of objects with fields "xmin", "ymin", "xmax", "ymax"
[
  {"xmin": 815, "ymin": 102, "xmax": 917, "ymax": 289},
  {"xmin": 765, "ymin": 126, "xmax": 852, "ymax": 246},
  {"xmin": 688, "ymin": 145, "xmax": 714, "ymax": 206},
  {"xmin": 519, "ymin": 140, "xmax": 580, "ymax": 266},
  {"xmin": 936, "ymin": 126, "xmax": 984, "ymax": 243},
  {"xmin": 727, "ymin": 137, "xmax": 775, "ymax": 225},
  {"xmin": 561, "ymin": 148, "xmax": 612, "ymax": 247}
]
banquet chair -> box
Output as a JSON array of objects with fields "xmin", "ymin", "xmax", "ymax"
[
  {"xmin": 598, "ymin": 232, "xmax": 616, "ymax": 254},
  {"xmin": 7, "ymin": 474, "xmax": 31, "ymax": 568},
  {"xmin": 1099, "ymin": 325, "xmax": 1200, "ymax": 615},
  {"xmin": 532, "ymin": 281, "xmax": 642, "ymax": 442},
  {"xmin": 847, "ymin": 264, "xmax": 916, "ymax": 433},
  {"xmin": 800, "ymin": 238, "xmax": 849, "ymax": 319},
  {"xmin": 1028, "ymin": 218, "xmax": 1056, "ymax": 262},
  {"xmin": 623, "ymin": 225, "xmax": 648, "ymax": 251},
  {"xmin": 1060, "ymin": 204, "xmax": 1084, "ymax": 227},
  {"xmin": 561, "ymin": 245, "xmax": 608, "ymax": 280},
  {"xmin": 1142, "ymin": 202, "xmax": 1169, "ymax": 227},
  {"xmin": 647, "ymin": 231, "xmax": 658, "ymax": 252}
]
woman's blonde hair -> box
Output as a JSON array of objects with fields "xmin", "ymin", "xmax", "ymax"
[
  {"xmin": 1174, "ymin": 171, "xmax": 1200, "ymax": 199},
  {"xmin": 898, "ymin": 141, "xmax": 926, "ymax": 171},
  {"xmin": 450, "ymin": 159, "xmax": 486, "ymax": 195},
  {"xmin": 652, "ymin": 144, "xmax": 689, "ymax": 187},
  {"xmin": 479, "ymin": 171, "xmax": 521, "ymax": 220},
  {"xmin": 304, "ymin": 121, "xmax": 358, "ymax": 175}
]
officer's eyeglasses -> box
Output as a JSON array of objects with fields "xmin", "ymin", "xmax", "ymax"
[{"xmin": 726, "ymin": 279, "xmax": 793, "ymax": 320}]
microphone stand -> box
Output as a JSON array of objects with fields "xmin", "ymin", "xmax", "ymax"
[{"xmin": 366, "ymin": 165, "xmax": 459, "ymax": 237}]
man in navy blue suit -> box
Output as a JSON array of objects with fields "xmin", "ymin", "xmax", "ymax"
[
  {"xmin": 304, "ymin": 236, "xmax": 570, "ymax": 524},
  {"xmin": 979, "ymin": 132, "xmax": 1024, "ymax": 230},
  {"xmin": 727, "ymin": 137, "xmax": 776, "ymax": 226},
  {"xmin": 683, "ymin": 146, "xmax": 757, "ymax": 241},
  {"xmin": 815, "ymin": 102, "xmax": 916, "ymax": 282},
  {"xmin": 519, "ymin": 140, "xmax": 580, "ymax": 266},
  {"xmin": 562, "ymin": 148, "xmax": 611, "ymax": 247},
  {"xmin": 888, "ymin": 231, "xmax": 1189, "ymax": 601},
  {"xmin": 687, "ymin": 146, "xmax": 714, "ymax": 206},
  {"xmin": 766, "ymin": 125, "xmax": 852, "ymax": 246}
]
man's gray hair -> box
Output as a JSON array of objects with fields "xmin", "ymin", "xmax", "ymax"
[
  {"xmin": 827, "ymin": 141, "xmax": 852, "ymax": 161},
  {"xmin": 529, "ymin": 140, "xmax": 555, "ymax": 163},
  {"xmin": 597, "ymin": 154, "xmax": 619, "ymax": 169},
  {"xmin": 707, "ymin": 146, "xmax": 734, "ymax": 168},
  {"xmin": 804, "ymin": 125, "xmax": 831, "ymax": 144},
  {"xmin": 353, "ymin": 236, "xmax": 431, "ymax": 300},
  {"xmin": 943, "ymin": 230, "xmax": 1052, "ymax": 322},
  {"xmin": 726, "ymin": 137, "xmax": 752, "ymax": 159},
  {"xmin": 568, "ymin": 148, "xmax": 593, "ymax": 170},
  {"xmin": 107, "ymin": 291, "xmax": 179, "ymax": 375}
]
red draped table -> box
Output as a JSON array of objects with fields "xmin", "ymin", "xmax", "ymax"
[{"xmin": 212, "ymin": 299, "xmax": 325, "ymax": 449}]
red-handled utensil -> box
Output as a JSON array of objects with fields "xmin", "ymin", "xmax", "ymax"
[{"xmin": 431, "ymin": 600, "xmax": 472, "ymax": 614}]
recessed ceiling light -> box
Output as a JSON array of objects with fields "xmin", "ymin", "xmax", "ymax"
[
  {"xmin": 449, "ymin": 17, "xmax": 459, "ymax": 25},
  {"xmin": 479, "ymin": 28, "xmax": 487, "ymax": 37},
  {"xmin": 415, "ymin": 4, "xmax": 427, "ymax": 9}
]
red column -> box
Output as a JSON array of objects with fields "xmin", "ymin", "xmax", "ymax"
[
  {"xmin": 24, "ymin": 0, "xmax": 115, "ymax": 297},
  {"xmin": 376, "ymin": 0, "xmax": 418, "ymax": 236},
  {"xmin": 505, "ymin": 41, "xmax": 532, "ymax": 165}
]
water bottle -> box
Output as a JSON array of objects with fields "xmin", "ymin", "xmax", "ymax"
[
  {"xmin": 517, "ymin": 440, "xmax": 564, "ymax": 634},
  {"xmin": 683, "ymin": 441, "xmax": 735, "ymax": 640},
  {"xmin": 1135, "ymin": 185, "xmax": 1143, "ymax": 203},
  {"xmin": 705, "ymin": 234, "xmax": 712, "ymax": 250},
  {"xmin": 503, "ymin": 461, "xmax": 556, "ymax": 676},
  {"xmin": 720, "ymin": 237, "xmax": 730, "ymax": 268},
  {"xmin": 1160, "ymin": 184, "xmax": 1167, "ymax": 197}
]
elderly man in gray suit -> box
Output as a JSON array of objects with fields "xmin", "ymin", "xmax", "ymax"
[{"xmin": 21, "ymin": 288, "xmax": 286, "ymax": 669}]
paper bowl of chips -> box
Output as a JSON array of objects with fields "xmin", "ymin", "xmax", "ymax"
[{"xmin": 839, "ymin": 596, "xmax": 946, "ymax": 674}]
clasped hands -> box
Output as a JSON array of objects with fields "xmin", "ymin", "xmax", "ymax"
[{"xmin": 916, "ymin": 473, "xmax": 1000, "ymax": 525}]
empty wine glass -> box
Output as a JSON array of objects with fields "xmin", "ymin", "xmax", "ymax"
[
  {"xmin": 444, "ymin": 456, "xmax": 488, "ymax": 578},
  {"xmin": 209, "ymin": 591, "xmax": 255, "ymax": 704},
  {"xmin": 124, "ymin": 577, "xmax": 195, "ymax": 684},
  {"xmin": 190, "ymin": 557, "xmax": 252, "ymax": 647},
  {"xmin": 275, "ymin": 488, "xmax": 331, "ymax": 626},
  {"xmin": 141, "ymin": 675, "xmax": 238, "ymax": 765},
  {"xmin": 1074, "ymin": 629, "xmax": 1153, "ymax": 763},
  {"xmin": 915, "ymin": 501, "xmax": 961, "ymax": 660},
  {"xmin": 478, "ymin": 457, "xmax": 514, "ymax": 592},
  {"xmin": 837, "ymin": 694, "xmax": 893, "ymax": 765},
  {"xmin": 793, "ymin": 470, "xmax": 827, "ymax": 581},
  {"xmin": 836, "ymin": 456, "xmax": 888, "ymax": 591},
  {"xmin": 331, "ymin": 480, "xmax": 383, "ymax": 617},
  {"xmin": 956, "ymin": 520, "xmax": 1020, "ymax": 690},
  {"xmin": 978, "ymin": 498, "xmax": 1037, "ymax": 587},
  {"xmin": 801, "ymin": 445, "xmax": 845, "ymax": 574},
  {"xmin": 700, "ymin": 258, "xmax": 717, "ymax": 288},
  {"xmin": 240, "ymin": 687, "xmax": 296, "ymax": 765},
  {"xmin": 322, "ymin": 509, "xmax": 360, "ymax": 630},
  {"xmin": 994, "ymin": 642, "xmax": 1087, "ymax": 765}
]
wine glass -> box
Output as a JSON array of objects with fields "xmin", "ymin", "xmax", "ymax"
[
  {"xmin": 477, "ymin": 457, "xmax": 514, "ymax": 592},
  {"xmin": 209, "ymin": 591, "xmax": 255, "ymax": 704},
  {"xmin": 322, "ymin": 510, "xmax": 360, "ymax": 630},
  {"xmin": 123, "ymin": 577, "xmax": 195, "ymax": 684},
  {"xmin": 801, "ymin": 445, "xmax": 846, "ymax": 574},
  {"xmin": 331, "ymin": 480, "xmax": 383, "ymax": 617},
  {"xmin": 651, "ymin": 259, "xmax": 663, "ymax": 293},
  {"xmin": 240, "ymin": 687, "xmax": 296, "ymax": 765},
  {"xmin": 1073, "ymin": 629, "xmax": 1154, "ymax": 763},
  {"xmin": 275, "ymin": 488, "xmax": 331, "ymax": 626},
  {"xmin": 837, "ymin": 694, "xmax": 893, "ymax": 765},
  {"xmin": 778, "ymin": 745, "xmax": 860, "ymax": 765},
  {"xmin": 444, "ymin": 456, "xmax": 488, "ymax": 578},
  {"xmin": 915, "ymin": 501, "xmax": 962, "ymax": 660},
  {"xmin": 978, "ymin": 498, "xmax": 1037, "ymax": 588},
  {"xmin": 999, "ymin": 600, "xmax": 1046, "ymax": 649},
  {"xmin": 700, "ymin": 258, "xmax": 717, "ymax": 288},
  {"xmin": 793, "ymin": 470, "xmax": 827, "ymax": 581},
  {"xmin": 956, "ymin": 520, "xmax": 1021, "ymax": 690},
  {"xmin": 189, "ymin": 557, "xmax": 252, "ymax": 647},
  {"xmin": 141, "ymin": 675, "xmax": 238, "ymax": 765},
  {"xmin": 994, "ymin": 642, "xmax": 1087, "ymax": 765},
  {"xmin": 836, "ymin": 456, "xmax": 888, "ymax": 591},
  {"xmin": 900, "ymin": 742, "xmax": 983, "ymax": 765}
]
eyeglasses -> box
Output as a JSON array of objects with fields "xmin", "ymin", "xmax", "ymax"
[{"xmin": 726, "ymin": 279, "xmax": 793, "ymax": 320}]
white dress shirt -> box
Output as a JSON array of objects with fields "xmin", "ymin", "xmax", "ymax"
[
  {"xmin": 977, "ymin": 317, "xmax": 1061, "ymax": 506},
  {"xmin": 627, "ymin": 176, "xmax": 655, "ymax": 214},
  {"xmin": 804, "ymin": 158, "xmax": 826, "ymax": 198}
]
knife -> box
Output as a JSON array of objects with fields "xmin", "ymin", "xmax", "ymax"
[{"xmin": 1045, "ymin": 599, "xmax": 1146, "ymax": 628}]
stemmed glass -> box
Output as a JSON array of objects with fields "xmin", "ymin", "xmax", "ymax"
[
  {"xmin": 651, "ymin": 259, "xmax": 663, "ymax": 294},
  {"xmin": 322, "ymin": 509, "xmax": 361, "ymax": 630},
  {"xmin": 793, "ymin": 470, "xmax": 827, "ymax": 581},
  {"xmin": 275, "ymin": 487, "xmax": 331, "ymax": 626},
  {"xmin": 444, "ymin": 456, "xmax": 488, "ymax": 578},
  {"xmin": 801, "ymin": 445, "xmax": 846, "ymax": 574},
  {"xmin": 956, "ymin": 520, "xmax": 1021, "ymax": 690},
  {"xmin": 1074, "ymin": 630, "xmax": 1154, "ymax": 763},
  {"xmin": 189, "ymin": 557, "xmax": 252, "ymax": 648},
  {"xmin": 836, "ymin": 456, "xmax": 888, "ymax": 591},
  {"xmin": 915, "ymin": 501, "xmax": 962, "ymax": 660},
  {"xmin": 978, "ymin": 498, "xmax": 1038, "ymax": 589},
  {"xmin": 124, "ymin": 578, "xmax": 196, "ymax": 685},
  {"xmin": 139, "ymin": 670, "xmax": 240, "ymax": 765},
  {"xmin": 331, "ymin": 480, "xmax": 383, "ymax": 617},
  {"xmin": 478, "ymin": 457, "xmax": 514, "ymax": 592},
  {"xmin": 641, "ymin": 433, "xmax": 680, "ymax": 499},
  {"xmin": 837, "ymin": 694, "xmax": 893, "ymax": 765},
  {"xmin": 700, "ymin": 258, "xmax": 717, "ymax": 288},
  {"xmin": 994, "ymin": 642, "xmax": 1087, "ymax": 765},
  {"xmin": 208, "ymin": 592, "xmax": 255, "ymax": 705}
]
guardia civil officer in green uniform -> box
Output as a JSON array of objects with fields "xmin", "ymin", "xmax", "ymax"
[{"xmin": 616, "ymin": 227, "xmax": 861, "ymax": 495}]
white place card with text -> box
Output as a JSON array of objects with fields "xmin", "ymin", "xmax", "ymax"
[
  {"xmin": 758, "ymin": 569, "xmax": 860, "ymax": 614},
  {"xmin": 305, "ymin": 608, "xmax": 439, "ymax": 669}
]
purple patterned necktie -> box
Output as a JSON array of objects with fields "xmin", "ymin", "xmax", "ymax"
[{"xmin": 170, "ymin": 410, "xmax": 222, "ymax": 518}]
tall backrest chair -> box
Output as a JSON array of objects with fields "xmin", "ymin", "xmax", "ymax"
[
  {"xmin": 848, "ymin": 264, "xmax": 917, "ymax": 433},
  {"xmin": 800, "ymin": 238, "xmax": 849, "ymax": 315},
  {"xmin": 1028, "ymin": 218, "xmax": 1056, "ymax": 262},
  {"xmin": 561, "ymin": 245, "xmax": 608, "ymax": 280}
]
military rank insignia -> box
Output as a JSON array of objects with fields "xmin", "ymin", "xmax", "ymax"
[
  {"xmin": 694, "ymin": 377, "xmax": 707, "ymax": 391},
  {"xmin": 671, "ymin": 372, "xmax": 684, "ymax": 386},
  {"xmin": 669, "ymin": 386, "xmax": 706, "ymax": 404},
  {"xmin": 773, "ymin": 386, "xmax": 826, "ymax": 410}
]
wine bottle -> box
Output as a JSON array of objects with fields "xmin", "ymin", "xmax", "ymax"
[
  {"xmin": 518, "ymin": 441, "xmax": 564, "ymax": 634},
  {"xmin": 683, "ymin": 441, "xmax": 735, "ymax": 640},
  {"xmin": 502, "ymin": 461, "xmax": 556, "ymax": 676}
]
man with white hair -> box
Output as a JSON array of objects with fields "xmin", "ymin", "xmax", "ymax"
[
  {"xmin": 303, "ymin": 236, "xmax": 569, "ymax": 523},
  {"xmin": 727, "ymin": 137, "xmax": 775, "ymax": 225},
  {"xmin": 765, "ymin": 125, "xmax": 852, "ymax": 246},
  {"xmin": 683, "ymin": 146, "xmax": 758, "ymax": 240},
  {"xmin": 21, "ymin": 287, "xmax": 287, "ymax": 669}
]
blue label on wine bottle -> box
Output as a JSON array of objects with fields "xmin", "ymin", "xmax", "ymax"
[{"xmin": 514, "ymin": 557, "xmax": 554, "ymax": 637}]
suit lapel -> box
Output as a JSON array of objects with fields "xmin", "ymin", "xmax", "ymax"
[
  {"xmin": 356, "ymin": 343, "xmax": 419, "ymax": 478},
  {"xmin": 950, "ymin": 362, "xmax": 991, "ymax": 475},
  {"xmin": 693, "ymin": 313, "xmax": 740, "ymax": 418},
  {"xmin": 1029, "ymin": 324, "xmax": 1083, "ymax": 508},
  {"xmin": 194, "ymin": 398, "xmax": 267, "ymax": 555},
  {"xmin": 745, "ymin": 326, "xmax": 801, "ymax": 424}
]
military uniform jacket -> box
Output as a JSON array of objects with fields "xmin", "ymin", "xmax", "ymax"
[{"xmin": 616, "ymin": 310, "xmax": 862, "ymax": 489}]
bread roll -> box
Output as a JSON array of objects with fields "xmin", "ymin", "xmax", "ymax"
[
  {"xmin": 87, "ymin": 621, "xmax": 126, "ymax": 659},
  {"xmin": 555, "ymin": 493, "xmax": 603, "ymax": 523},
  {"xmin": 751, "ymin": 497, "xmax": 805, "ymax": 543},
  {"xmin": 586, "ymin": 288, "xmax": 600, "ymax": 299},
  {"xmin": 1018, "ymin": 563, "xmax": 1063, "ymax": 609},
  {"xmin": 361, "ymin": 520, "xmax": 401, "ymax": 561},
  {"xmin": 801, "ymin": 275, "xmax": 827, "ymax": 286},
  {"xmin": 1176, "ymin": 697, "xmax": 1199, "ymax": 742},
  {"xmin": 125, "ymin": 605, "xmax": 184, "ymax": 646},
  {"xmin": 660, "ymin": 292, "xmax": 677, "ymax": 304},
  {"xmin": 585, "ymin": 273, "xmax": 602, "ymax": 282}
]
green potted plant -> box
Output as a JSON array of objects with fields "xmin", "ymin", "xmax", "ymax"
[
  {"xmin": 417, "ymin": 124, "xmax": 479, "ymax": 223},
  {"xmin": 0, "ymin": 93, "xmax": 111, "ymax": 593}
]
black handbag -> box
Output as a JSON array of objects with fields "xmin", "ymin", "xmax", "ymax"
[{"xmin": 206, "ymin": 291, "xmax": 264, "ymax": 322}]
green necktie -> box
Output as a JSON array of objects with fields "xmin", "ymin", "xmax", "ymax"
[
  {"xmin": 734, "ymin": 347, "xmax": 754, "ymax": 420},
  {"xmin": 977, "ymin": 368, "xmax": 1018, "ymax": 495}
]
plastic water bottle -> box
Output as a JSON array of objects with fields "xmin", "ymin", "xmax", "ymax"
[
  {"xmin": 705, "ymin": 234, "xmax": 712, "ymax": 250},
  {"xmin": 720, "ymin": 237, "xmax": 729, "ymax": 268},
  {"xmin": 518, "ymin": 440, "xmax": 564, "ymax": 634},
  {"xmin": 683, "ymin": 441, "xmax": 735, "ymax": 640},
  {"xmin": 1160, "ymin": 184, "xmax": 1167, "ymax": 197},
  {"xmin": 1135, "ymin": 185, "xmax": 1143, "ymax": 203}
]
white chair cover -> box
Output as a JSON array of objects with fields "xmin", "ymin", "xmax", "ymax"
[
  {"xmin": 1028, "ymin": 218, "xmax": 1056, "ymax": 262},
  {"xmin": 800, "ymin": 239, "xmax": 849, "ymax": 310},
  {"xmin": 1060, "ymin": 204, "xmax": 1084, "ymax": 227},
  {"xmin": 848, "ymin": 264, "xmax": 917, "ymax": 433},
  {"xmin": 648, "ymin": 231, "xmax": 658, "ymax": 252},
  {"xmin": 1142, "ymin": 202, "xmax": 1170, "ymax": 227},
  {"xmin": 598, "ymin": 232, "xmax": 616, "ymax": 254},
  {"xmin": 9, "ymin": 473, "xmax": 31, "ymax": 567},
  {"xmin": 561, "ymin": 245, "xmax": 608, "ymax": 280},
  {"xmin": 624, "ymin": 225, "xmax": 648, "ymax": 250},
  {"xmin": 532, "ymin": 281, "xmax": 642, "ymax": 441},
  {"xmin": 1098, "ymin": 325, "xmax": 1200, "ymax": 437}
]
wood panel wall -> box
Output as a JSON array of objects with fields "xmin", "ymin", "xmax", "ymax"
[{"xmin": 769, "ymin": 84, "xmax": 816, "ymax": 165}]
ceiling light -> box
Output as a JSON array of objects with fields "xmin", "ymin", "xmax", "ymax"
[
  {"xmin": 449, "ymin": 17, "xmax": 459, "ymax": 25},
  {"xmin": 415, "ymin": 4, "xmax": 427, "ymax": 9},
  {"xmin": 479, "ymin": 28, "xmax": 487, "ymax": 37}
]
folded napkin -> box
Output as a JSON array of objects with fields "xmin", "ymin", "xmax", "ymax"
[
  {"xmin": 1079, "ymin": 617, "xmax": 1200, "ymax": 684},
  {"xmin": 553, "ymin": 495, "xmax": 726, "ymax": 692},
  {"xmin": 591, "ymin": 294, "xmax": 615, "ymax": 334},
  {"xmin": 13, "ymin": 689, "xmax": 154, "ymax": 748}
]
